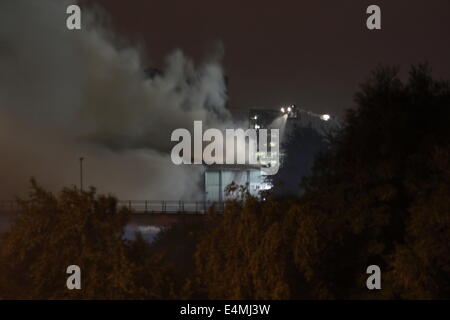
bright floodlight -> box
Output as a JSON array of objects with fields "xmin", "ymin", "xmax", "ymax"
[
  {"xmin": 255, "ymin": 124, "xmax": 261, "ymax": 129},
  {"xmin": 321, "ymin": 114, "xmax": 331, "ymax": 121},
  {"xmin": 280, "ymin": 107, "xmax": 285, "ymax": 113},
  {"xmin": 287, "ymin": 107, "xmax": 292, "ymax": 112},
  {"xmin": 253, "ymin": 115, "xmax": 258, "ymax": 120}
]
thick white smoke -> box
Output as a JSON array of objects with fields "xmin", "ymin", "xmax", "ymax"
[{"xmin": 0, "ymin": 0, "xmax": 234, "ymax": 200}]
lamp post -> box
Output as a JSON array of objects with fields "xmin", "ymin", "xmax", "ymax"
[{"xmin": 79, "ymin": 157, "xmax": 84, "ymax": 191}]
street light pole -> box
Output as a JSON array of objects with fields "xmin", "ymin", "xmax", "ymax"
[{"xmin": 79, "ymin": 157, "xmax": 84, "ymax": 191}]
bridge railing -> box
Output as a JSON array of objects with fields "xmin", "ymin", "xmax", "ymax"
[
  {"xmin": 117, "ymin": 200, "xmax": 224, "ymax": 214},
  {"xmin": 0, "ymin": 200, "xmax": 224, "ymax": 215}
]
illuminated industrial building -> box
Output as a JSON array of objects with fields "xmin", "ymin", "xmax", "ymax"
[{"xmin": 203, "ymin": 105, "xmax": 339, "ymax": 202}]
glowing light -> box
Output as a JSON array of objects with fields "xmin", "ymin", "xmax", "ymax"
[
  {"xmin": 253, "ymin": 115, "xmax": 258, "ymax": 120},
  {"xmin": 287, "ymin": 107, "xmax": 292, "ymax": 112},
  {"xmin": 259, "ymin": 182, "xmax": 273, "ymax": 190},
  {"xmin": 280, "ymin": 107, "xmax": 285, "ymax": 113},
  {"xmin": 320, "ymin": 114, "xmax": 331, "ymax": 121},
  {"xmin": 254, "ymin": 124, "xmax": 261, "ymax": 129}
]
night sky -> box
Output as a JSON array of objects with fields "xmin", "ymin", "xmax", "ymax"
[{"xmin": 82, "ymin": 0, "xmax": 450, "ymax": 117}]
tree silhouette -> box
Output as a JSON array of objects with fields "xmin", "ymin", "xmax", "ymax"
[
  {"xmin": 267, "ymin": 124, "xmax": 328, "ymax": 197},
  {"xmin": 0, "ymin": 180, "xmax": 174, "ymax": 299},
  {"xmin": 194, "ymin": 64, "xmax": 450, "ymax": 299}
]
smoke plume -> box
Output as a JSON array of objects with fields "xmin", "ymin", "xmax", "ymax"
[{"xmin": 0, "ymin": 0, "xmax": 234, "ymax": 200}]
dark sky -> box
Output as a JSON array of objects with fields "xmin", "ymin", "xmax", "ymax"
[{"xmin": 82, "ymin": 0, "xmax": 450, "ymax": 117}]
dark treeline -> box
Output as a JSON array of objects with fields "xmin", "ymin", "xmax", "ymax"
[{"xmin": 0, "ymin": 65, "xmax": 449, "ymax": 299}]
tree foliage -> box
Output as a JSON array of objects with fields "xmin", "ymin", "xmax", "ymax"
[
  {"xmin": 194, "ymin": 64, "xmax": 450, "ymax": 299},
  {"xmin": 268, "ymin": 125, "xmax": 328, "ymax": 197},
  {"xmin": 0, "ymin": 180, "xmax": 173, "ymax": 299}
]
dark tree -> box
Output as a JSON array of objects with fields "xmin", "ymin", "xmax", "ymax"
[
  {"xmin": 267, "ymin": 124, "xmax": 328, "ymax": 197},
  {"xmin": 194, "ymin": 64, "xmax": 450, "ymax": 299},
  {"xmin": 0, "ymin": 180, "xmax": 174, "ymax": 299}
]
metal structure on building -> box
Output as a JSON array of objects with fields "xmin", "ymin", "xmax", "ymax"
[{"xmin": 203, "ymin": 105, "xmax": 340, "ymax": 202}]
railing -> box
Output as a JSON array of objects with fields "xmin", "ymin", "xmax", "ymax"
[
  {"xmin": 0, "ymin": 200, "xmax": 224, "ymax": 215},
  {"xmin": 117, "ymin": 200, "xmax": 224, "ymax": 214}
]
